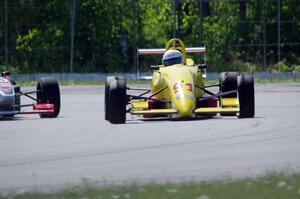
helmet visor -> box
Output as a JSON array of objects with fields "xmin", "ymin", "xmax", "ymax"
[{"xmin": 163, "ymin": 57, "xmax": 182, "ymax": 67}]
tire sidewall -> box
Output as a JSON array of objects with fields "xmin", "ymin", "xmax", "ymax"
[
  {"xmin": 37, "ymin": 77, "xmax": 61, "ymax": 118},
  {"xmin": 105, "ymin": 76, "xmax": 116, "ymax": 120},
  {"xmin": 238, "ymin": 74, "xmax": 255, "ymax": 118},
  {"xmin": 107, "ymin": 77, "xmax": 126, "ymax": 124}
]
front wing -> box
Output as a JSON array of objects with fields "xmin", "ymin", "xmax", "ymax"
[
  {"xmin": 0, "ymin": 103, "xmax": 54, "ymax": 116},
  {"xmin": 130, "ymin": 98, "xmax": 239, "ymax": 116}
]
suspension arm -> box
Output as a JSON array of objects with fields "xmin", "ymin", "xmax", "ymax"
[{"xmin": 198, "ymin": 90, "xmax": 237, "ymax": 102}]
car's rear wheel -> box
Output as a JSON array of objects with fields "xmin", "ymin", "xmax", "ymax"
[
  {"xmin": 105, "ymin": 76, "xmax": 116, "ymax": 120},
  {"xmin": 107, "ymin": 76, "xmax": 127, "ymax": 124},
  {"xmin": 37, "ymin": 77, "xmax": 60, "ymax": 118},
  {"xmin": 219, "ymin": 72, "xmax": 239, "ymax": 116},
  {"xmin": 237, "ymin": 74, "xmax": 255, "ymax": 118}
]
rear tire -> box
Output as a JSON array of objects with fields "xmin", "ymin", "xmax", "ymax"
[
  {"xmin": 107, "ymin": 77, "xmax": 127, "ymax": 124},
  {"xmin": 237, "ymin": 74, "xmax": 255, "ymax": 118},
  {"xmin": 37, "ymin": 77, "xmax": 60, "ymax": 118},
  {"xmin": 219, "ymin": 72, "xmax": 239, "ymax": 116},
  {"xmin": 105, "ymin": 76, "xmax": 116, "ymax": 120}
]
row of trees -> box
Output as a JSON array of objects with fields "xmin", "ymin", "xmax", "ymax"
[{"xmin": 0, "ymin": 0, "xmax": 300, "ymax": 73}]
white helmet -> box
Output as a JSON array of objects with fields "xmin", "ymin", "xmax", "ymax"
[{"xmin": 162, "ymin": 50, "xmax": 183, "ymax": 66}]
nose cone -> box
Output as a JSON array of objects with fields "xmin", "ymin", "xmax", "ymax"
[
  {"xmin": 171, "ymin": 79, "xmax": 196, "ymax": 117},
  {"xmin": 161, "ymin": 65, "xmax": 196, "ymax": 118},
  {"xmin": 175, "ymin": 97, "xmax": 195, "ymax": 117}
]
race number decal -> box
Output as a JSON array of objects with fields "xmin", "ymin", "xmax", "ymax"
[
  {"xmin": 186, "ymin": 83, "xmax": 193, "ymax": 92},
  {"xmin": 173, "ymin": 82, "xmax": 193, "ymax": 93},
  {"xmin": 173, "ymin": 83, "xmax": 178, "ymax": 93}
]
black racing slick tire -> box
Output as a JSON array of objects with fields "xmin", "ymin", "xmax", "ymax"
[
  {"xmin": 37, "ymin": 77, "xmax": 61, "ymax": 118},
  {"xmin": 237, "ymin": 74, "xmax": 255, "ymax": 118},
  {"xmin": 107, "ymin": 77, "xmax": 126, "ymax": 124},
  {"xmin": 219, "ymin": 72, "xmax": 239, "ymax": 116},
  {"xmin": 105, "ymin": 76, "xmax": 116, "ymax": 120},
  {"xmin": 219, "ymin": 72, "xmax": 239, "ymax": 97}
]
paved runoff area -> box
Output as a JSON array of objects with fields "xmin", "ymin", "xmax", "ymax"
[{"xmin": 0, "ymin": 83, "xmax": 300, "ymax": 193}]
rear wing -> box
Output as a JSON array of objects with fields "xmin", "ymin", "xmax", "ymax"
[{"xmin": 138, "ymin": 47, "xmax": 206, "ymax": 56}]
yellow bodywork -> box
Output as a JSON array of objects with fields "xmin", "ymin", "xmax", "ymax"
[
  {"xmin": 221, "ymin": 98, "xmax": 239, "ymax": 107},
  {"xmin": 132, "ymin": 109, "xmax": 178, "ymax": 115},
  {"xmin": 131, "ymin": 38, "xmax": 240, "ymax": 118},
  {"xmin": 131, "ymin": 100, "xmax": 149, "ymax": 110},
  {"xmin": 150, "ymin": 64, "xmax": 204, "ymax": 117},
  {"xmin": 194, "ymin": 107, "xmax": 239, "ymax": 114}
]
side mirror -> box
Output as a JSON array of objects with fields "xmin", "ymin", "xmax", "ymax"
[
  {"xmin": 197, "ymin": 64, "xmax": 207, "ymax": 70},
  {"xmin": 150, "ymin": 65, "xmax": 160, "ymax": 70}
]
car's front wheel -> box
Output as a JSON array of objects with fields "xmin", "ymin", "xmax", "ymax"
[
  {"xmin": 107, "ymin": 76, "xmax": 127, "ymax": 124},
  {"xmin": 237, "ymin": 74, "xmax": 255, "ymax": 118},
  {"xmin": 105, "ymin": 76, "xmax": 116, "ymax": 121}
]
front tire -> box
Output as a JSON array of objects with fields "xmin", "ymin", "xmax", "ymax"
[
  {"xmin": 105, "ymin": 76, "xmax": 116, "ymax": 120},
  {"xmin": 237, "ymin": 74, "xmax": 255, "ymax": 118},
  {"xmin": 107, "ymin": 77, "xmax": 127, "ymax": 124},
  {"xmin": 37, "ymin": 77, "xmax": 61, "ymax": 118}
]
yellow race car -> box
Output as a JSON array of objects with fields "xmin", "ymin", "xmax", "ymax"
[{"xmin": 105, "ymin": 38, "xmax": 254, "ymax": 124}]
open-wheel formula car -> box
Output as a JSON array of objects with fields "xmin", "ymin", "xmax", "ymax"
[
  {"xmin": 105, "ymin": 38, "xmax": 254, "ymax": 124},
  {"xmin": 0, "ymin": 71, "xmax": 60, "ymax": 119}
]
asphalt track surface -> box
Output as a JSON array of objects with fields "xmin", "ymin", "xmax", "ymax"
[{"xmin": 0, "ymin": 84, "xmax": 300, "ymax": 193}]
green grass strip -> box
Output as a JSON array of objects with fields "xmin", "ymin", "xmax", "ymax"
[{"xmin": 1, "ymin": 173, "xmax": 300, "ymax": 199}]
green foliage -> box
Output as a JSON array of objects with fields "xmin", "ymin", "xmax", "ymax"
[
  {"xmin": 243, "ymin": 62, "xmax": 257, "ymax": 72},
  {"xmin": 1, "ymin": 0, "xmax": 300, "ymax": 73},
  {"xmin": 203, "ymin": 2, "xmax": 238, "ymax": 65},
  {"xmin": 16, "ymin": 28, "xmax": 67, "ymax": 73},
  {"xmin": 273, "ymin": 61, "xmax": 293, "ymax": 72},
  {"xmin": 293, "ymin": 65, "xmax": 300, "ymax": 73}
]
